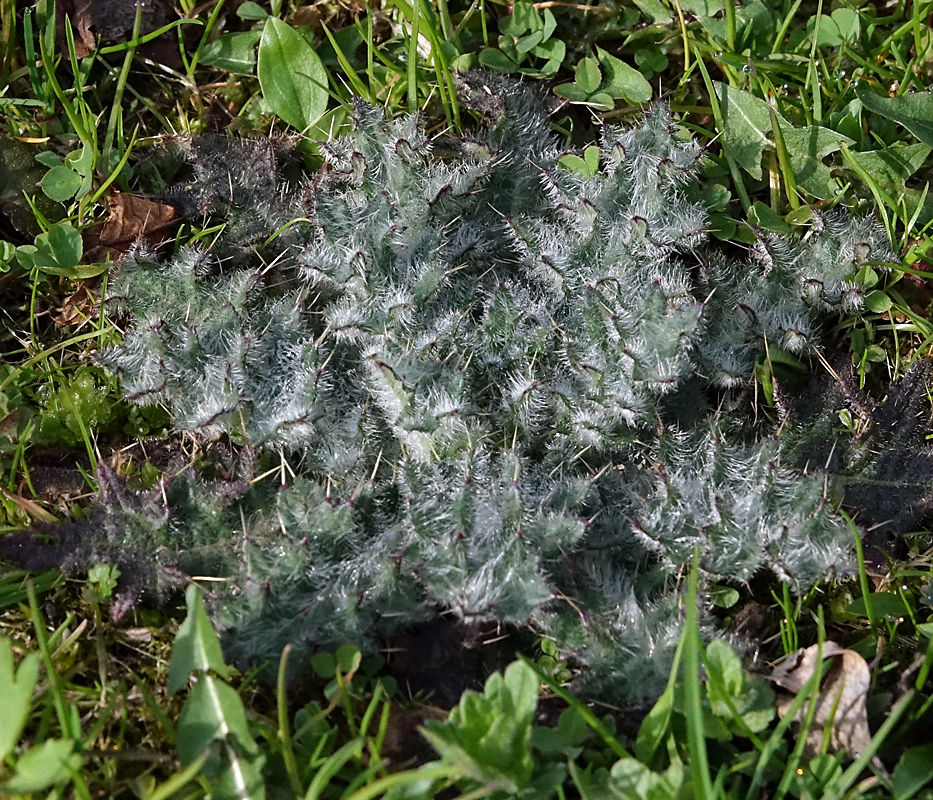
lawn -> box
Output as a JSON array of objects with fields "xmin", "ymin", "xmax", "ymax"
[{"xmin": 3, "ymin": 0, "xmax": 933, "ymax": 797}]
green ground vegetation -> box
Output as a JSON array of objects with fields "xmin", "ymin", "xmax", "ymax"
[{"xmin": 5, "ymin": 0, "xmax": 933, "ymax": 796}]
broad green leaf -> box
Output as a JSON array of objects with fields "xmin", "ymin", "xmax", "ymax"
[
  {"xmin": 335, "ymin": 644, "xmax": 361, "ymax": 673},
  {"xmin": 201, "ymin": 32, "xmax": 261, "ymax": 74},
  {"xmin": 608, "ymin": 756, "xmax": 684, "ymax": 799},
  {"xmin": 557, "ymin": 708, "xmax": 589, "ymax": 745},
  {"xmin": 65, "ymin": 145, "xmax": 93, "ymax": 177},
  {"xmin": 502, "ymin": 659, "xmax": 539, "ymax": 721},
  {"xmin": 585, "ymin": 91, "xmax": 614, "ymax": 111},
  {"xmin": 0, "ymin": 639, "xmax": 39, "ymax": 760},
  {"xmin": 856, "ymin": 264, "xmax": 880, "ymax": 289},
  {"xmin": 559, "ymin": 154, "xmax": 592, "ymax": 175},
  {"xmin": 748, "ymin": 201, "xmax": 792, "ymax": 233},
  {"xmin": 65, "ymin": 146, "xmax": 94, "ymax": 197},
  {"xmin": 531, "ymin": 38, "xmax": 564, "ymax": 62},
  {"xmin": 479, "ymin": 47, "xmax": 518, "ymax": 73},
  {"xmin": 715, "ymin": 83, "xmax": 852, "ymax": 194},
  {"xmin": 237, "ymin": 1, "xmax": 268, "ymax": 19},
  {"xmin": 808, "ymin": 8, "xmax": 859, "ymax": 46},
  {"xmin": 807, "ymin": 13, "xmax": 843, "ymax": 47},
  {"xmin": 554, "ymin": 83, "xmax": 589, "ymax": 102},
  {"xmin": 535, "ymin": 59, "xmax": 562, "ymax": 78},
  {"xmin": 515, "ymin": 30, "xmax": 544, "ymax": 54},
  {"xmin": 575, "ymin": 57, "xmax": 602, "ymax": 95},
  {"xmin": 700, "ymin": 0, "xmax": 773, "ymax": 50},
  {"xmin": 595, "ymin": 45, "xmax": 651, "ymax": 104},
  {"xmin": 40, "ymin": 165, "xmax": 82, "ymax": 201},
  {"xmin": 213, "ymin": 747, "xmax": 266, "ymax": 800},
  {"xmin": 781, "ymin": 124, "xmax": 853, "ymax": 197},
  {"xmin": 864, "ymin": 290, "xmax": 893, "ymax": 313},
  {"xmin": 3, "ymin": 739, "xmax": 79, "ymax": 793},
  {"xmin": 45, "ymin": 222, "xmax": 82, "ymax": 267},
  {"xmin": 720, "ymin": 83, "xmax": 779, "ymax": 181},
  {"xmin": 715, "ymin": 82, "xmax": 770, "ymax": 179},
  {"xmin": 258, "ymin": 18, "xmax": 328, "ymax": 132},
  {"xmin": 739, "ymin": 678, "xmax": 775, "ymax": 733},
  {"xmin": 635, "ymin": 46, "xmax": 668, "ymax": 77},
  {"xmin": 0, "ymin": 240, "xmax": 16, "ymax": 270},
  {"xmin": 635, "ymin": 682, "xmax": 674, "ymax": 763},
  {"xmin": 541, "ymin": 8, "xmax": 557, "ymax": 40},
  {"xmin": 176, "ymin": 674, "xmax": 258, "ymax": 766},
  {"xmin": 832, "ymin": 7, "xmax": 860, "ymax": 40},
  {"xmin": 450, "ymin": 52, "xmax": 476, "ymax": 71},
  {"xmin": 168, "ymin": 584, "xmax": 229, "ymax": 694},
  {"xmin": 709, "ymin": 584, "xmax": 739, "ymax": 608},
  {"xmin": 856, "ymin": 86, "xmax": 933, "ymax": 145},
  {"xmin": 834, "ymin": 7, "xmax": 860, "ymax": 32},
  {"xmin": 14, "ymin": 243, "xmax": 38, "ymax": 270},
  {"xmin": 19, "ymin": 222, "xmax": 84, "ymax": 273},
  {"xmin": 847, "ymin": 591, "xmax": 908, "ymax": 618},
  {"xmin": 530, "ymin": 726, "xmax": 565, "ymax": 755},
  {"xmin": 421, "ymin": 661, "xmax": 538, "ymax": 793},
  {"xmin": 843, "ymin": 143, "xmax": 931, "ymax": 191},
  {"xmin": 709, "ymin": 212, "xmax": 737, "ymax": 240},
  {"xmin": 36, "ymin": 261, "xmax": 108, "ymax": 279},
  {"xmin": 87, "ymin": 563, "xmax": 121, "ymax": 600},
  {"xmin": 893, "ymin": 743, "xmax": 933, "ymax": 800},
  {"xmin": 705, "ymin": 639, "xmax": 744, "ymax": 716},
  {"xmin": 700, "ymin": 183, "xmax": 731, "ymax": 213},
  {"xmin": 784, "ymin": 205, "xmax": 815, "ymax": 226},
  {"xmin": 630, "ymin": 0, "xmax": 671, "ymax": 23},
  {"xmin": 311, "ymin": 651, "xmax": 337, "ymax": 678},
  {"xmin": 678, "ymin": 0, "xmax": 723, "ymax": 14},
  {"xmin": 35, "ymin": 151, "xmax": 61, "ymax": 167},
  {"xmin": 500, "ymin": 1, "xmax": 539, "ymax": 35}
]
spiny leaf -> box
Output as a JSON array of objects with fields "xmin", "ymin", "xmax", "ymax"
[
  {"xmin": 856, "ymin": 85, "xmax": 933, "ymax": 146},
  {"xmin": 715, "ymin": 82, "xmax": 853, "ymax": 195}
]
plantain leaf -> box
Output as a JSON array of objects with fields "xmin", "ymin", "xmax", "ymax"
[
  {"xmin": 176, "ymin": 674, "xmax": 258, "ymax": 764},
  {"xmin": 258, "ymin": 18, "xmax": 328, "ymax": 131},
  {"xmin": 168, "ymin": 584, "xmax": 229, "ymax": 693}
]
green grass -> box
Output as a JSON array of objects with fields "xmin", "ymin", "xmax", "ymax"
[{"xmin": 5, "ymin": 0, "xmax": 933, "ymax": 795}]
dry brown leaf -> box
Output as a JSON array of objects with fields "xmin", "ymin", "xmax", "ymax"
[
  {"xmin": 771, "ymin": 641, "xmax": 872, "ymax": 757},
  {"xmin": 83, "ymin": 192, "xmax": 179, "ymax": 264},
  {"xmin": 58, "ymin": 0, "xmax": 176, "ymax": 61},
  {"xmin": 51, "ymin": 278, "xmax": 102, "ymax": 327},
  {"xmin": 0, "ymin": 487, "xmax": 59, "ymax": 524},
  {"xmin": 379, "ymin": 704, "xmax": 447, "ymax": 768}
]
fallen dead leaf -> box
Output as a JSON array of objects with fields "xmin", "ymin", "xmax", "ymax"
[
  {"xmin": 61, "ymin": 0, "xmax": 97, "ymax": 58},
  {"xmin": 0, "ymin": 487, "xmax": 59, "ymax": 524},
  {"xmin": 83, "ymin": 192, "xmax": 179, "ymax": 264},
  {"xmin": 771, "ymin": 641, "xmax": 872, "ymax": 758},
  {"xmin": 51, "ymin": 277, "xmax": 102, "ymax": 327},
  {"xmin": 380, "ymin": 704, "xmax": 448, "ymax": 769},
  {"xmin": 58, "ymin": 0, "xmax": 177, "ymax": 64}
]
